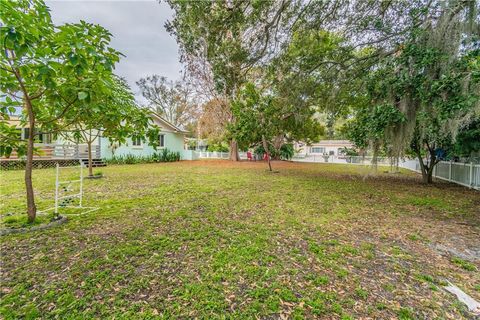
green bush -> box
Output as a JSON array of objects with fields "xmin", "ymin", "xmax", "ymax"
[
  {"xmin": 340, "ymin": 147, "xmax": 359, "ymax": 156},
  {"xmin": 254, "ymin": 143, "xmax": 294, "ymax": 160},
  {"xmin": 104, "ymin": 149, "xmax": 181, "ymax": 165},
  {"xmin": 207, "ymin": 142, "xmax": 229, "ymax": 152},
  {"xmin": 279, "ymin": 144, "xmax": 294, "ymax": 160}
]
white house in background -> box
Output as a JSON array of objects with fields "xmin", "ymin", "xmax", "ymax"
[{"xmin": 294, "ymin": 140, "xmax": 355, "ymax": 156}]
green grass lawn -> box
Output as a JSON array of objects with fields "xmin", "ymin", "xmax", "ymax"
[{"xmin": 1, "ymin": 160, "xmax": 479, "ymax": 319}]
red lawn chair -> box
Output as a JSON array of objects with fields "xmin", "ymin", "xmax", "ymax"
[{"xmin": 247, "ymin": 151, "xmax": 253, "ymax": 161}]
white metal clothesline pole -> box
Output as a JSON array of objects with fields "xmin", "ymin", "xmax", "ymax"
[
  {"xmin": 79, "ymin": 160, "xmax": 83, "ymax": 207},
  {"xmin": 54, "ymin": 162, "xmax": 59, "ymax": 215},
  {"xmin": 37, "ymin": 162, "xmax": 98, "ymax": 217}
]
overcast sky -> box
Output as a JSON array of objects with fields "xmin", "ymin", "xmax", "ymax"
[{"xmin": 46, "ymin": 0, "xmax": 182, "ymax": 103}]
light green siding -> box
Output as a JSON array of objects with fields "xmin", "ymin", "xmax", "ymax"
[{"xmin": 100, "ymin": 131, "xmax": 186, "ymax": 159}]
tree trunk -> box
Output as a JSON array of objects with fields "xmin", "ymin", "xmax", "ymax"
[
  {"xmin": 371, "ymin": 141, "xmax": 379, "ymax": 172},
  {"xmin": 425, "ymin": 149, "xmax": 437, "ymax": 184},
  {"xmin": 272, "ymin": 135, "xmax": 283, "ymax": 160},
  {"xmin": 262, "ymin": 135, "xmax": 272, "ymax": 171},
  {"xmin": 25, "ymin": 101, "xmax": 37, "ymax": 223},
  {"xmin": 426, "ymin": 167, "xmax": 434, "ymax": 183},
  {"xmin": 229, "ymin": 139, "xmax": 240, "ymax": 161},
  {"xmin": 87, "ymin": 141, "xmax": 93, "ymax": 177},
  {"xmin": 416, "ymin": 151, "xmax": 434, "ymax": 184}
]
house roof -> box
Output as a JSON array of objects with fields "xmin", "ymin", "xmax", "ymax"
[{"xmin": 150, "ymin": 112, "xmax": 189, "ymax": 134}]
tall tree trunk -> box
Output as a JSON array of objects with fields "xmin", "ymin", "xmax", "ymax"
[
  {"xmin": 229, "ymin": 139, "xmax": 240, "ymax": 161},
  {"xmin": 262, "ymin": 135, "xmax": 272, "ymax": 171},
  {"xmin": 12, "ymin": 65, "xmax": 37, "ymax": 222},
  {"xmin": 87, "ymin": 140, "xmax": 93, "ymax": 177},
  {"xmin": 25, "ymin": 100, "xmax": 36, "ymax": 223},
  {"xmin": 371, "ymin": 141, "xmax": 379, "ymax": 172}
]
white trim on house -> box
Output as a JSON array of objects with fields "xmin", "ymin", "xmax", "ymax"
[{"xmin": 150, "ymin": 112, "xmax": 189, "ymax": 134}]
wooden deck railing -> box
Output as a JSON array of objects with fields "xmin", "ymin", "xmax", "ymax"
[{"xmin": 1, "ymin": 144, "xmax": 101, "ymax": 160}]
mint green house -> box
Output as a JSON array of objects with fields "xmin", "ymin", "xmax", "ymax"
[{"xmin": 100, "ymin": 113, "xmax": 188, "ymax": 159}]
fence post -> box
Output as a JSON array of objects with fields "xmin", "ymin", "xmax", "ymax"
[
  {"xmin": 448, "ymin": 161, "xmax": 452, "ymax": 182},
  {"xmin": 469, "ymin": 162, "xmax": 473, "ymax": 187}
]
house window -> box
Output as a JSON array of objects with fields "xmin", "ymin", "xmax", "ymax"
[
  {"xmin": 311, "ymin": 147, "xmax": 325, "ymax": 154},
  {"xmin": 22, "ymin": 128, "xmax": 30, "ymax": 140},
  {"xmin": 22, "ymin": 128, "xmax": 52, "ymax": 143},
  {"xmin": 132, "ymin": 136, "xmax": 142, "ymax": 147},
  {"xmin": 159, "ymin": 134, "xmax": 165, "ymax": 148}
]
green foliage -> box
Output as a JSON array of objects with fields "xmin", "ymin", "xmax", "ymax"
[
  {"xmin": 165, "ymin": 2, "xmax": 302, "ymax": 149},
  {"xmin": 254, "ymin": 143, "xmax": 294, "ymax": 160},
  {"xmin": 0, "ymin": 0, "xmax": 127, "ymax": 219},
  {"xmin": 230, "ymin": 82, "xmax": 322, "ymax": 160},
  {"xmin": 346, "ymin": 104, "xmax": 406, "ymax": 149},
  {"xmin": 104, "ymin": 150, "xmax": 181, "ymax": 165},
  {"xmin": 340, "ymin": 147, "xmax": 358, "ymax": 157},
  {"xmin": 451, "ymin": 120, "xmax": 480, "ymax": 158},
  {"xmin": 271, "ymin": 29, "xmax": 366, "ymax": 136},
  {"xmin": 1, "ymin": 212, "xmax": 55, "ymax": 229},
  {"xmin": 0, "ymin": 0, "xmax": 123, "ymax": 153},
  {"xmin": 344, "ymin": 2, "xmax": 479, "ymax": 183},
  {"xmin": 397, "ymin": 307, "xmax": 415, "ymax": 320},
  {"xmin": 154, "ymin": 148, "xmax": 181, "ymax": 162},
  {"xmin": 451, "ymin": 257, "xmax": 477, "ymax": 272},
  {"xmin": 63, "ymin": 75, "xmax": 160, "ymax": 167},
  {"xmin": 279, "ymin": 144, "xmax": 294, "ymax": 160},
  {"xmin": 207, "ymin": 142, "xmax": 229, "ymax": 152}
]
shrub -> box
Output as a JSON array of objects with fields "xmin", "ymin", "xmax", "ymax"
[
  {"xmin": 279, "ymin": 144, "xmax": 294, "ymax": 160},
  {"xmin": 254, "ymin": 143, "xmax": 294, "ymax": 160},
  {"xmin": 207, "ymin": 142, "xmax": 229, "ymax": 152},
  {"xmin": 104, "ymin": 149, "xmax": 181, "ymax": 165}
]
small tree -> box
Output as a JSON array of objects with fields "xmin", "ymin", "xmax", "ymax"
[
  {"xmin": 62, "ymin": 76, "xmax": 159, "ymax": 177},
  {"xmin": 231, "ymin": 82, "xmax": 322, "ymax": 171},
  {"xmin": 1, "ymin": 0, "xmax": 121, "ymax": 221}
]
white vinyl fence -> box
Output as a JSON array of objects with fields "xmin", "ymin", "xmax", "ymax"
[
  {"xmin": 193, "ymin": 151, "xmax": 479, "ymax": 190},
  {"xmin": 292, "ymin": 154, "xmax": 479, "ymax": 190},
  {"xmin": 292, "ymin": 154, "xmax": 392, "ymax": 165},
  {"xmin": 195, "ymin": 151, "xmax": 249, "ymax": 160},
  {"xmin": 400, "ymin": 159, "xmax": 480, "ymax": 190}
]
